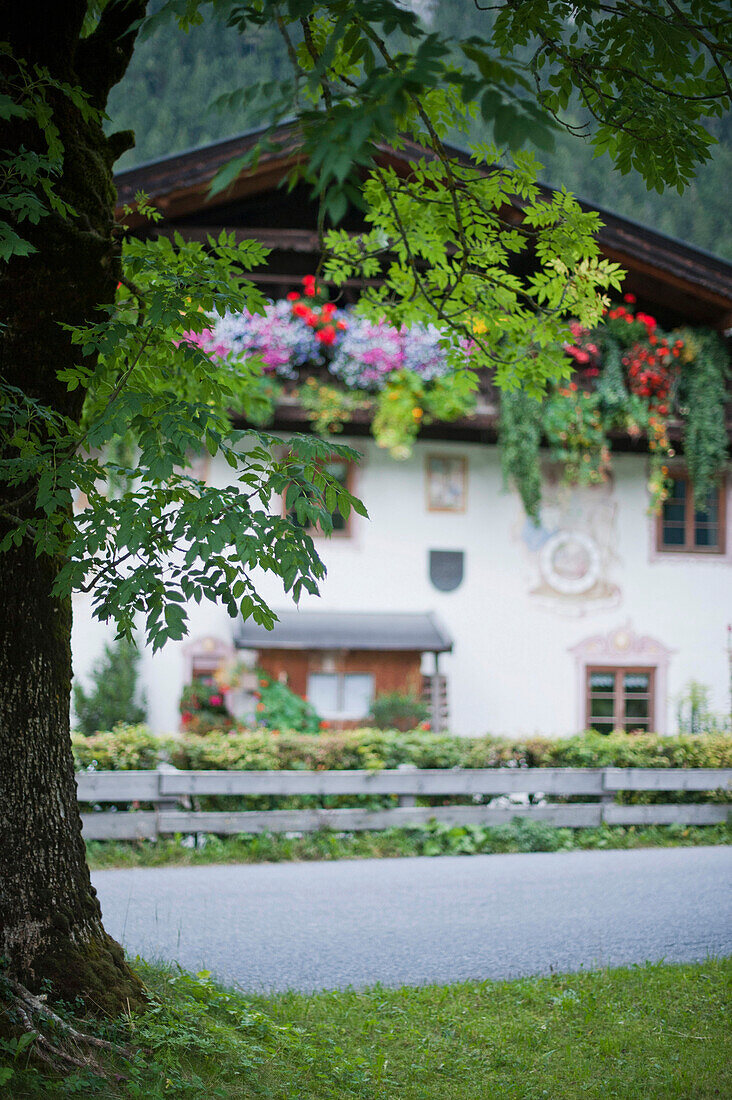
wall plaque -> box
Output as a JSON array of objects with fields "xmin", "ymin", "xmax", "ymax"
[{"xmin": 429, "ymin": 550, "xmax": 464, "ymax": 592}]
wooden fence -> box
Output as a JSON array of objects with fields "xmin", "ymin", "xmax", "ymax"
[{"xmin": 76, "ymin": 766, "xmax": 732, "ymax": 840}]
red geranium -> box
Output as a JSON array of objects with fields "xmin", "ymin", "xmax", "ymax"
[
  {"xmin": 287, "ymin": 276, "xmax": 347, "ymax": 347},
  {"xmin": 316, "ymin": 324, "xmax": 336, "ymax": 346}
]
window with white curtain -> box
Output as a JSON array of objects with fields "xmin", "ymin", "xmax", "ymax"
[{"xmin": 307, "ymin": 672, "xmax": 375, "ymax": 719}]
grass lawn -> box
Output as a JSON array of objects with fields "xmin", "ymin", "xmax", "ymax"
[
  {"xmin": 4, "ymin": 959, "xmax": 730, "ymax": 1098},
  {"xmin": 85, "ymin": 819, "xmax": 732, "ymax": 869}
]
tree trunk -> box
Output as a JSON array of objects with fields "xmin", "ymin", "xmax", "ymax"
[
  {"xmin": 0, "ymin": 542, "xmax": 146, "ymax": 1015},
  {"xmin": 0, "ymin": 0, "xmax": 147, "ymax": 1014}
]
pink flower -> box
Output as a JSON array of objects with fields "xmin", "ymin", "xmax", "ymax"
[{"xmin": 209, "ymin": 694, "xmax": 223, "ymax": 707}]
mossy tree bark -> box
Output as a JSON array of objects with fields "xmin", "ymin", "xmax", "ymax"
[{"xmin": 0, "ymin": 0, "xmax": 148, "ymax": 1014}]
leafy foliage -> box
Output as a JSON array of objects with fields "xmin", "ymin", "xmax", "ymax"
[
  {"xmin": 108, "ymin": 5, "xmax": 732, "ymax": 258},
  {"xmin": 253, "ymin": 672, "xmax": 323, "ymax": 734},
  {"xmin": 85, "ymin": 821, "xmax": 732, "ymax": 870},
  {"xmin": 0, "ymin": 46, "xmax": 93, "ymax": 260},
  {"xmin": 676, "ymin": 680, "xmax": 717, "ymax": 737},
  {"xmin": 70, "ymin": 725, "xmax": 732, "ymax": 773},
  {"xmin": 7, "ymin": 958, "xmax": 731, "ymax": 1097},
  {"xmin": 543, "ymin": 385, "xmax": 610, "ymax": 486},
  {"xmin": 369, "ymin": 690, "xmax": 429, "ymax": 732},
  {"xmin": 324, "ymin": 150, "xmax": 622, "ymax": 391},
  {"xmin": 71, "ymin": 724, "xmax": 165, "ymax": 771},
  {"xmin": 499, "ymin": 388, "xmax": 543, "ymax": 519},
  {"xmin": 212, "ymin": 0, "xmax": 730, "ymax": 204},
  {"xmin": 72, "ymin": 638, "xmax": 147, "ymax": 736},
  {"xmin": 298, "ymin": 377, "xmax": 371, "ymax": 436},
  {"xmin": 499, "ymin": 300, "xmax": 729, "ymax": 518},
  {"xmin": 681, "ymin": 332, "xmax": 730, "ymax": 501},
  {"xmin": 4, "ymin": 2, "xmax": 729, "ymax": 657},
  {"xmin": 3, "ymin": 0, "xmax": 730, "ymax": 1029},
  {"xmin": 179, "ymin": 669, "xmax": 323, "ymax": 736},
  {"xmin": 1, "ymin": 230, "xmax": 367, "ymax": 650}
]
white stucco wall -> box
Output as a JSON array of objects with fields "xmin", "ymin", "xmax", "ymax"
[{"xmin": 71, "ymin": 437, "xmax": 731, "ymax": 736}]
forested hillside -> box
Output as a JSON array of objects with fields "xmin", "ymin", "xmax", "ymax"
[{"xmin": 107, "ymin": 2, "xmax": 731, "ymax": 258}]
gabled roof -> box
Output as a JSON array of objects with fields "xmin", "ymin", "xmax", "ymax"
[
  {"xmin": 235, "ymin": 610, "xmax": 453, "ymax": 653},
  {"xmin": 115, "ymin": 123, "xmax": 732, "ymax": 329}
]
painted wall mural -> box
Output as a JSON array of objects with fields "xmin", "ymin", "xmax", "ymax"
[{"xmin": 519, "ymin": 466, "xmax": 621, "ymax": 615}]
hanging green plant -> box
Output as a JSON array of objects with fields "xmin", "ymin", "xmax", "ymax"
[
  {"xmin": 423, "ymin": 372, "xmax": 477, "ymax": 424},
  {"xmin": 372, "ymin": 370, "xmax": 476, "ymax": 458},
  {"xmin": 499, "ymin": 388, "xmax": 542, "ymax": 521},
  {"xmin": 543, "ymin": 384, "xmax": 611, "ymax": 486},
  {"xmin": 298, "ymin": 378, "xmax": 372, "ymax": 435},
  {"xmin": 595, "ymin": 340, "xmax": 630, "ymax": 424},
  {"xmin": 681, "ymin": 332, "xmax": 730, "ymax": 502},
  {"xmin": 373, "ymin": 371, "xmax": 429, "ymax": 458}
]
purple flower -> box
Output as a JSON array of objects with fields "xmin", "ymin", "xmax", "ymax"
[{"xmin": 330, "ymin": 318, "xmax": 451, "ymax": 390}]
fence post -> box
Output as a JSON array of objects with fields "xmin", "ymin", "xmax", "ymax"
[
  {"xmin": 155, "ymin": 765, "xmax": 185, "ymax": 835},
  {"xmin": 600, "ymin": 768, "xmax": 615, "ymax": 824},
  {"xmin": 397, "ymin": 763, "xmax": 418, "ymax": 808}
]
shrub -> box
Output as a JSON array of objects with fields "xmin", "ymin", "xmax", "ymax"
[
  {"xmin": 369, "ymin": 691, "xmax": 430, "ymax": 732},
  {"xmin": 254, "ymin": 673, "xmax": 322, "ymax": 734},
  {"xmin": 71, "ymin": 725, "xmax": 167, "ymax": 771},
  {"xmin": 72, "ymin": 638, "xmax": 147, "ymax": 735},
  {"xmin": 71, "ymin": 723, "xmax": 732, "ymax": 775},
  {"xmin": 676, "ymin": 680, "xmax": 729, "ymax": 735},
  {"xmin": 177, "ymin": 671, "xmax": 321, "ymax": 735}
]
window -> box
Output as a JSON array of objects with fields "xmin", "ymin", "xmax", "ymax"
[
  {"xmin": 307, "ymin": 672, "xmax": 374, "ymax": 720},
  {"xmin": 285, "ymin": 457, "xmax": 352, "ymax": 536},
  {"xmin": 191, "ymin": 663, "xmax": 216, "ymax": 687},
  {"xmin": 657, "ymin": 473, "xmax": 725, "ymax": 554},
  {"xmin": 586, "ymin": 667, "xmax": 654, "ymax": 734}
]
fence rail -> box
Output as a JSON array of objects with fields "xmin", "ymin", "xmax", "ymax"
[{"xmin": 77, "ymin": 766, "xmax": 731, "ymax": 840}]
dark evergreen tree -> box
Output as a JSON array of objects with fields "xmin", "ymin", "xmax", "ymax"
[
  {"xmin": 73, "ymin": 639, "xmax": 147, "ymax": 735},
  {"xmin": 107, "ymin": 2, "xmax": 732, "ymax": 258}
]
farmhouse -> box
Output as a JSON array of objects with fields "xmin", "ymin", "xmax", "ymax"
[{"xmin": 71, "ymin": 127, "xmax": 732, "ymax": 737}]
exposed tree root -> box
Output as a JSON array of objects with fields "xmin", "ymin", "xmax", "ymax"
[{"xmin": 5, "ymin": 978, "xmax": 133, "ymax": 1080}]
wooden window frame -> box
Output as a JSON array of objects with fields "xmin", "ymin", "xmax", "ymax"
[
  {"xmin": 283, "ymin": 456, "xmax": 354, "ymax": 539},
  {"xmin": 655, "ymin": 470, "xmax": 726, "ymax": 555},
  {"xmin": 425, "ymin": 454, "xmax": 468, "ymax": 514},
  {"xmin": 585, "ymin": 665, "xmax": 655, "ymax": 733}
]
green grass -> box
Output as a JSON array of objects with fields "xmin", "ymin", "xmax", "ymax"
[
  {"xmin": 85, "ymin": 819, "xmax": 732, "ymax": 869},
  {"xmin": 4, "ymin": 959, "xmax": 730, "ymax": 1098}
]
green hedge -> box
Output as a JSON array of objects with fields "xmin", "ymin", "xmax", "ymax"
[
  {"xmin": 72, "ymin": 725, "xmax": 732, "ymax": 773},
  {"xmin": 72, "ymin": 724, "xmax": 174, "ymax": 771}
]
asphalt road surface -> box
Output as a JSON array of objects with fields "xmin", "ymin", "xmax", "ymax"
[{"xmin": 93, "ymin": 846, "xmax": 732, "ymax": 993}]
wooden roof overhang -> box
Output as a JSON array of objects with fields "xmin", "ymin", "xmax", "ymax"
[
  {"xmin": 115, "ymin": 123, "xmax": 732, "ymax": 329},
  {"xmin": 114, "ymin": 125, "xmax": 732, "ymax": 448}
]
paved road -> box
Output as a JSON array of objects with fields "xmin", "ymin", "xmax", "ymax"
[{"xmin": 93, "ymin": 846, "xmax": 732, "ymax": 993}]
